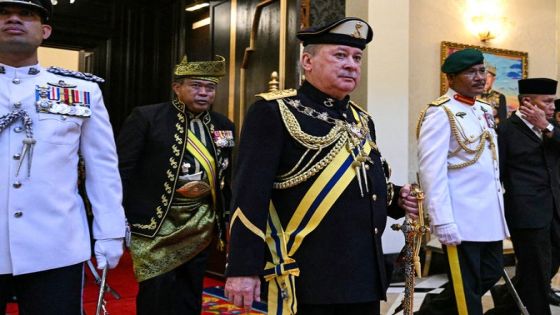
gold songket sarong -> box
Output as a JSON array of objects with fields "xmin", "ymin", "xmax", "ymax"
[{"xmin": 130, "ymin": 178, "xmax": 215, "ymax": 282}]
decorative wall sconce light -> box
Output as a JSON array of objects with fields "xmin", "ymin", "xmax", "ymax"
[
  {"xmin": 185, "ymin": 1, "xmax": 210, "ymax": 12},
  {"xmin": 465, "ymin": 0, "xmax": 508, "ymax": 42}
]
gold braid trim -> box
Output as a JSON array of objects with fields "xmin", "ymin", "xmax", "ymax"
[
  {"xmin": 229, "ymin": 207, "xmax": 266, "ymax": 241},
  {"xmin": 416, "ymin": 96, "xmax": 450, "ymax": 139},
  {"xmin": 441, "ymin": 106, "xmax": 496, "ymax": 169},
  {"xmin": 416, "ymin": 105, "xmax": 429, "ymax": 140},
  {"xmin": 132, "ymin": 218, "xmax": 157, "ymax": 230},
  {"xmin": 273, "ymin": 100, "xmax": 349, "ymax": 189},
  {"xmin": 273, "ymin": 135, "xmax": 347, "ymax": 189},
  {"xmin": 277, "ymin": 100, "xmax": 343, "ymax": 149}
]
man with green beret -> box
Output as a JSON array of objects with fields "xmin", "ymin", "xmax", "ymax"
[
  {"xmin": 487, "ymin": 78, "xmax": 560, "ymax": 315},
  {"xmin": 480, "ymin": 62, "xmax": 508, "ymax": 125},
  {"xmin": 117, "ymin": 55, "xmax": 234, "ymax": 314},
  {"xmin": 416, "ymin": 48, "xmax": 509, "ymax": 315},
  {"xmin": 224, "ymin": 17, "xmax": 419, "ymax": 315}
]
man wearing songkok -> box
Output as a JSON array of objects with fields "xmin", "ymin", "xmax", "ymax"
[
  {"xmin": 118, "ymin": 55, "xmax": 234, "ymax": 315},
  {"xmin": 488, "ymin": 78, "xmax": 560, "ymax": 315}
]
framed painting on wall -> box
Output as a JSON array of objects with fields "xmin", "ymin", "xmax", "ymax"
[{"xmin": 440, "ymin": 41, "xmax": 528, "ymax": 111}]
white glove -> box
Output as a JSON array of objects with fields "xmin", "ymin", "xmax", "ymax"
[
  {"xmin": 94, "ymin": 238, "xmax": 124, "ymax": 270},
  {"xmin": 434, "ymin": 223, "xmax": 462, "ymax": 246}
]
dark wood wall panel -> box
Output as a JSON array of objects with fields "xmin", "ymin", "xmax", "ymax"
[
  {"xmin": 210, "ymin": 1, "xmax": 231, "ymax": 117},
  {"xmin": 234, "ymin": 0, "xmax": 300, "ymax": 115},
  {"xmin": 286, "ymin": 0, "xmax": 301, "ymax": 87},
  {"xmin": 45, "ymin": 0, "xmax": 302, "ymax": 133},
  {"xmin": 247, "ymin": 1, "xmax": 281, "ymax": 97},
  {"xmin": 46, "ymin": 0, "xmax": 190, "ymax": 132},
  {"xmin": 310, "ymin": 0, "xmax": 345, "ymax": 27}
]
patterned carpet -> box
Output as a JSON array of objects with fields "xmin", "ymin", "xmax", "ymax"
[{"xmin": 202, "ymin": 286, "xmax": 266, "ymax": 314}]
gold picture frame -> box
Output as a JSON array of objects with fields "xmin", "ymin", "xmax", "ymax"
[{"xmin": 440, "ymin": 41, "xmax": 528, "ymax": 110}]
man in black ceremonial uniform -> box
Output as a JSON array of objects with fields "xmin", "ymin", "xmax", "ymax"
[
  {"xmin": 118, "ymin": 55, "xmax": 234, "ymax": 315},
  {"xmin": 224, "ymin": 17, "xmax": 419, "ymax": 315}
]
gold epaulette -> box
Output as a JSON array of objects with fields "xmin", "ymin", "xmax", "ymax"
[
  {"xmin": 476, "ymin": 98, "xmax": 491, "ymax": 106},
  {"xmin": 430, "ymin": 95, "xmax": 450, "ymax": 106},
  {"xmin": 256, "ymin": 89, "xmax": 297, "ymax": 101},
  {"xmin": 416, "ymin": 96, "xmax": 450, "ymax": 139},
  {"xmin": 349, "ymin": 101, "xmax": 369, "ymax": 115}
]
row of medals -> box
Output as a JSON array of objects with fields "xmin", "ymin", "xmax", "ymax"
[{"xmin": 35, "ymin": 85, "xmax": 91, "ymax": 117}]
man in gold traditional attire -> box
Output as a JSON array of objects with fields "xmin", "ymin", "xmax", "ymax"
[{"xmin": 117, "ymin": 55, "xmax": 234, "ymax": 314}]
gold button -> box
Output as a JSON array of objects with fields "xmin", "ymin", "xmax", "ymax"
[
  {"xmin": 374, "ymin": 227, "xmax": 379, "ymax": 235},
  {"xmin": 13, "ymin": 182, "xmax": 21, "ymax": 188},
  {"xmin": 365, "ymin": 165, "xmax": 370, "ymax": 170},
  {"xmin": 372, "ymin": 194, "xmax": 377, "ymax": 201},
  {"xmin": 12, "ymin": 78, "xmax": 20, "ymax": 84},
  {"xmin": 13, "ymin": 102, "xmax": 21, "ymax": 108},
  {"xmin": 13, "ymin": 153, "xmax": 21, "ymax": 160},
  {"xmin": 14, "ymin": 211, "xmax": 23, "ymax": 218}
]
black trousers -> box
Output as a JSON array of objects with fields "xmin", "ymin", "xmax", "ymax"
[
  {"xmin": 486, "ymin": 214, "xmax": 560, "ymax": 315},
  {"xmin": 550, "ymin": 212, "xmax": 560, "ymax": 286},
  {"xmin": 0, "ymin": 262, "xmax": 84, "ymax": 315},
  {"xmin": 136, "ymin": 245, "xmax": 211, "ymax": 315},
  {"xmin": 298, "ymin": 301, "xmax": 380, "ymax": 315},
  {"xmin": 508, "ymin": 223, "xmax": 555, "ymax": 315},
  {"xmin": 415, "ymin": 241, "xmax": 503, "ymax": 315}
]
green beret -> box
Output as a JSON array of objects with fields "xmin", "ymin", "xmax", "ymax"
[{"xmin": 441, "ymin": 48, "xmax": 484, "ymax": 74}]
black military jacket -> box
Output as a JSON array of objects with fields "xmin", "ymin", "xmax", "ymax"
[
  {"xmin": 117, "ymin": 101, "xmax": 234, "ymax": 238},
  {"xmin": 226, "ymin": 82, "xmax": 404, "ymax": 304},
  {"xmin": 498, "ymin": 113, "xmax": 560, "ymax": 229}
]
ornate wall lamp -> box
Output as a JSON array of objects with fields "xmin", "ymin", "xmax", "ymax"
[{"xmin": 465, "ymin": 0, "xmax": 508, "ymax": 42}]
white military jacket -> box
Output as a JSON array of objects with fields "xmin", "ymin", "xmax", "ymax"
[
  {"xmin": 417, "ymin": 89, "xmax": 509, "ymax": 241},
  {"xmin": 0, "ymin": 64, "xmax": 125, "ymax": 275}
]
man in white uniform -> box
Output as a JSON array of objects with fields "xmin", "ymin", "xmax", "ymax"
[
  {"xmin": 415, "ymin": 48, "xmax": 509, "ymax": 315},
  {"xmin": 0, "ymin": 1, "xmax": 126, "ymax": 314}
]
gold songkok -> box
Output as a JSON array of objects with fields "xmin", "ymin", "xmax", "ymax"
[{"xmin": 174, "ymin": 55, "xmax": 226, "ymax": 84}]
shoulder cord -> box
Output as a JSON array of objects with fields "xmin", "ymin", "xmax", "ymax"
[
  {"xmin": 441, "ymin": 106, "xmax": 496, "ymax": 169},
  {"xmin": 0, "ymin": 109, "xmax": 35, "ymax": 177},
  {"xmin": 273, "ymin": 99, "xmax": 348, "ymax": 189}
]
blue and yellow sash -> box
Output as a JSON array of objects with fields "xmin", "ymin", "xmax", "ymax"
[
  {"xmin": 186, "ymin": 130, "xmax": 217, "ymax": 206},
  {"xmin": 263, "ymin": 107, "xmax": 371, "ymax": 315}
]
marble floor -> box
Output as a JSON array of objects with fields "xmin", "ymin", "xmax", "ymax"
[{"xmin": 380, "ymin": 269, "xmax": 560, "ymax": 315}]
